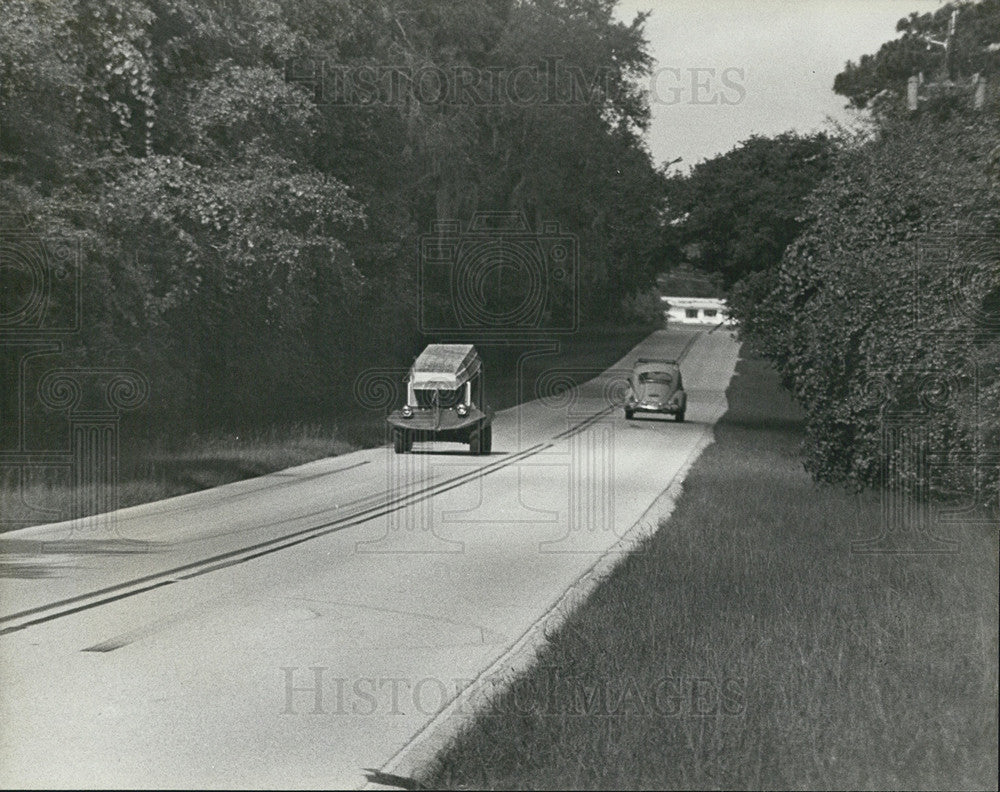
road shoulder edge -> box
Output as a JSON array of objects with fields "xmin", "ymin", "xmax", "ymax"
[{"xmin": 363, "ymin": 406, "xmax": 724, "ymax": 790}]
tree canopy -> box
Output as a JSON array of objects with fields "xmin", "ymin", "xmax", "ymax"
[
  {"xmin": 2, "ymin": 0, "xmax": 668, "ymax": 430},
  {"xmin": 833, "ymin": 0, "xmax": 1000, "ymax": 109},
  {"xmin": 660, "ymin": 132, "xmax": 838, "ymax": 288}
]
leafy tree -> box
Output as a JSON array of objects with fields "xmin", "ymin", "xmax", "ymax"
[
  {"xmin": 661, "ymin": 132, "xmax": 839, "ymax": 288},
  {"xmin": 833, "ymin": 0, "xmax": 1000, "ymax": 110},
  {"xmin": 2, "ymin": 0, "xmax": 666, "ymax": 436},
  {"xmin": 656, "ymin": 264, "xmax": 724, "ymax": 298}
]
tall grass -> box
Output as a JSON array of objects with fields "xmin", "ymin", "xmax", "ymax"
[
  {"xmin": 422, "ymin": 356, "xmax": 998, "ymax": 790},
  {"xmin": 0, "ymin": 422, "xmax": 362, "ymax": 529}
]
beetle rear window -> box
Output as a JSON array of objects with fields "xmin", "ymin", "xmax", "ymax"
[{"xmin": 639, "ymin": 372, "xmax": 674, "ymax": 384}]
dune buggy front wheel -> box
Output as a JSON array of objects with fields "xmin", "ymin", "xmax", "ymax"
[
  {"xmin": 469, "ymin": 424, "xmax": 492, "ymax": 455},
  {"xmin": 393, "ymin": 428, "xmax": 413, "ymax": 454}
]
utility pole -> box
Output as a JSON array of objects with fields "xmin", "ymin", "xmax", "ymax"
[
  {"xmin": 915, "ymin": 8, "xmax": 959, "ymax": 82},
  {"xmin": 944, "ymin": 8, "xmax": 958, "ymax": 80},
  {"xmin": 906, "ymin": 7, "xmax": 990, "ymax": 111}
]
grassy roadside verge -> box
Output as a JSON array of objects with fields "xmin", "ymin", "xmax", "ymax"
[
  {"xmin": 0, "ymin": 324, "xmax": 655, "ymax": 530},
  {"xmin": 421, "ymin": 354, "xmax": 999, "ymax": 790}
]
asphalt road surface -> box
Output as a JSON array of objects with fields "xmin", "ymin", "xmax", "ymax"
[{"xmin": 0, "ymin": 326, "xmax": 739, "ymax": 789}]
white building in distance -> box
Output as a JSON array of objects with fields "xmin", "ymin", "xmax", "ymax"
[{"xmin": 661, "ymin": 295, "xmax": 733, "ymax": 326}]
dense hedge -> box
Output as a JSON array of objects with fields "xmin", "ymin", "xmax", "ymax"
[{"xmin": 730, "ymin": 106, "xmax": 1000, "ymax": 502}]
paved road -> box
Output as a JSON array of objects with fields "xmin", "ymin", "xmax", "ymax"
[{"xmin": 0, "ymin": 327, "xmax": 739, "ymax": 788}]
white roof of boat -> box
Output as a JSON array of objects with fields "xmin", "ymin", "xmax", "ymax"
[{"xmin": 411, "ymin": 344, "xmax": 482, "ymax": 389}]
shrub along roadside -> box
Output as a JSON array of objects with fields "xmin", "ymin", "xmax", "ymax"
[
  {"xmin": 421, "ymin": 354, "xmax": 998, "ymax": 790},
  {"xmin": 728, "ymin": 104, "xmax": 1000, "ymax": 502}
]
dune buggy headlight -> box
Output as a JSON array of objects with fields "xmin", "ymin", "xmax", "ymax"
[
  {"xmin": 456, "ymin": 403, "xmax": 469, "ymax": 417},
  {"xmin": 401, "ymin": 405, "xmax": 413, "ymax": 418}
]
